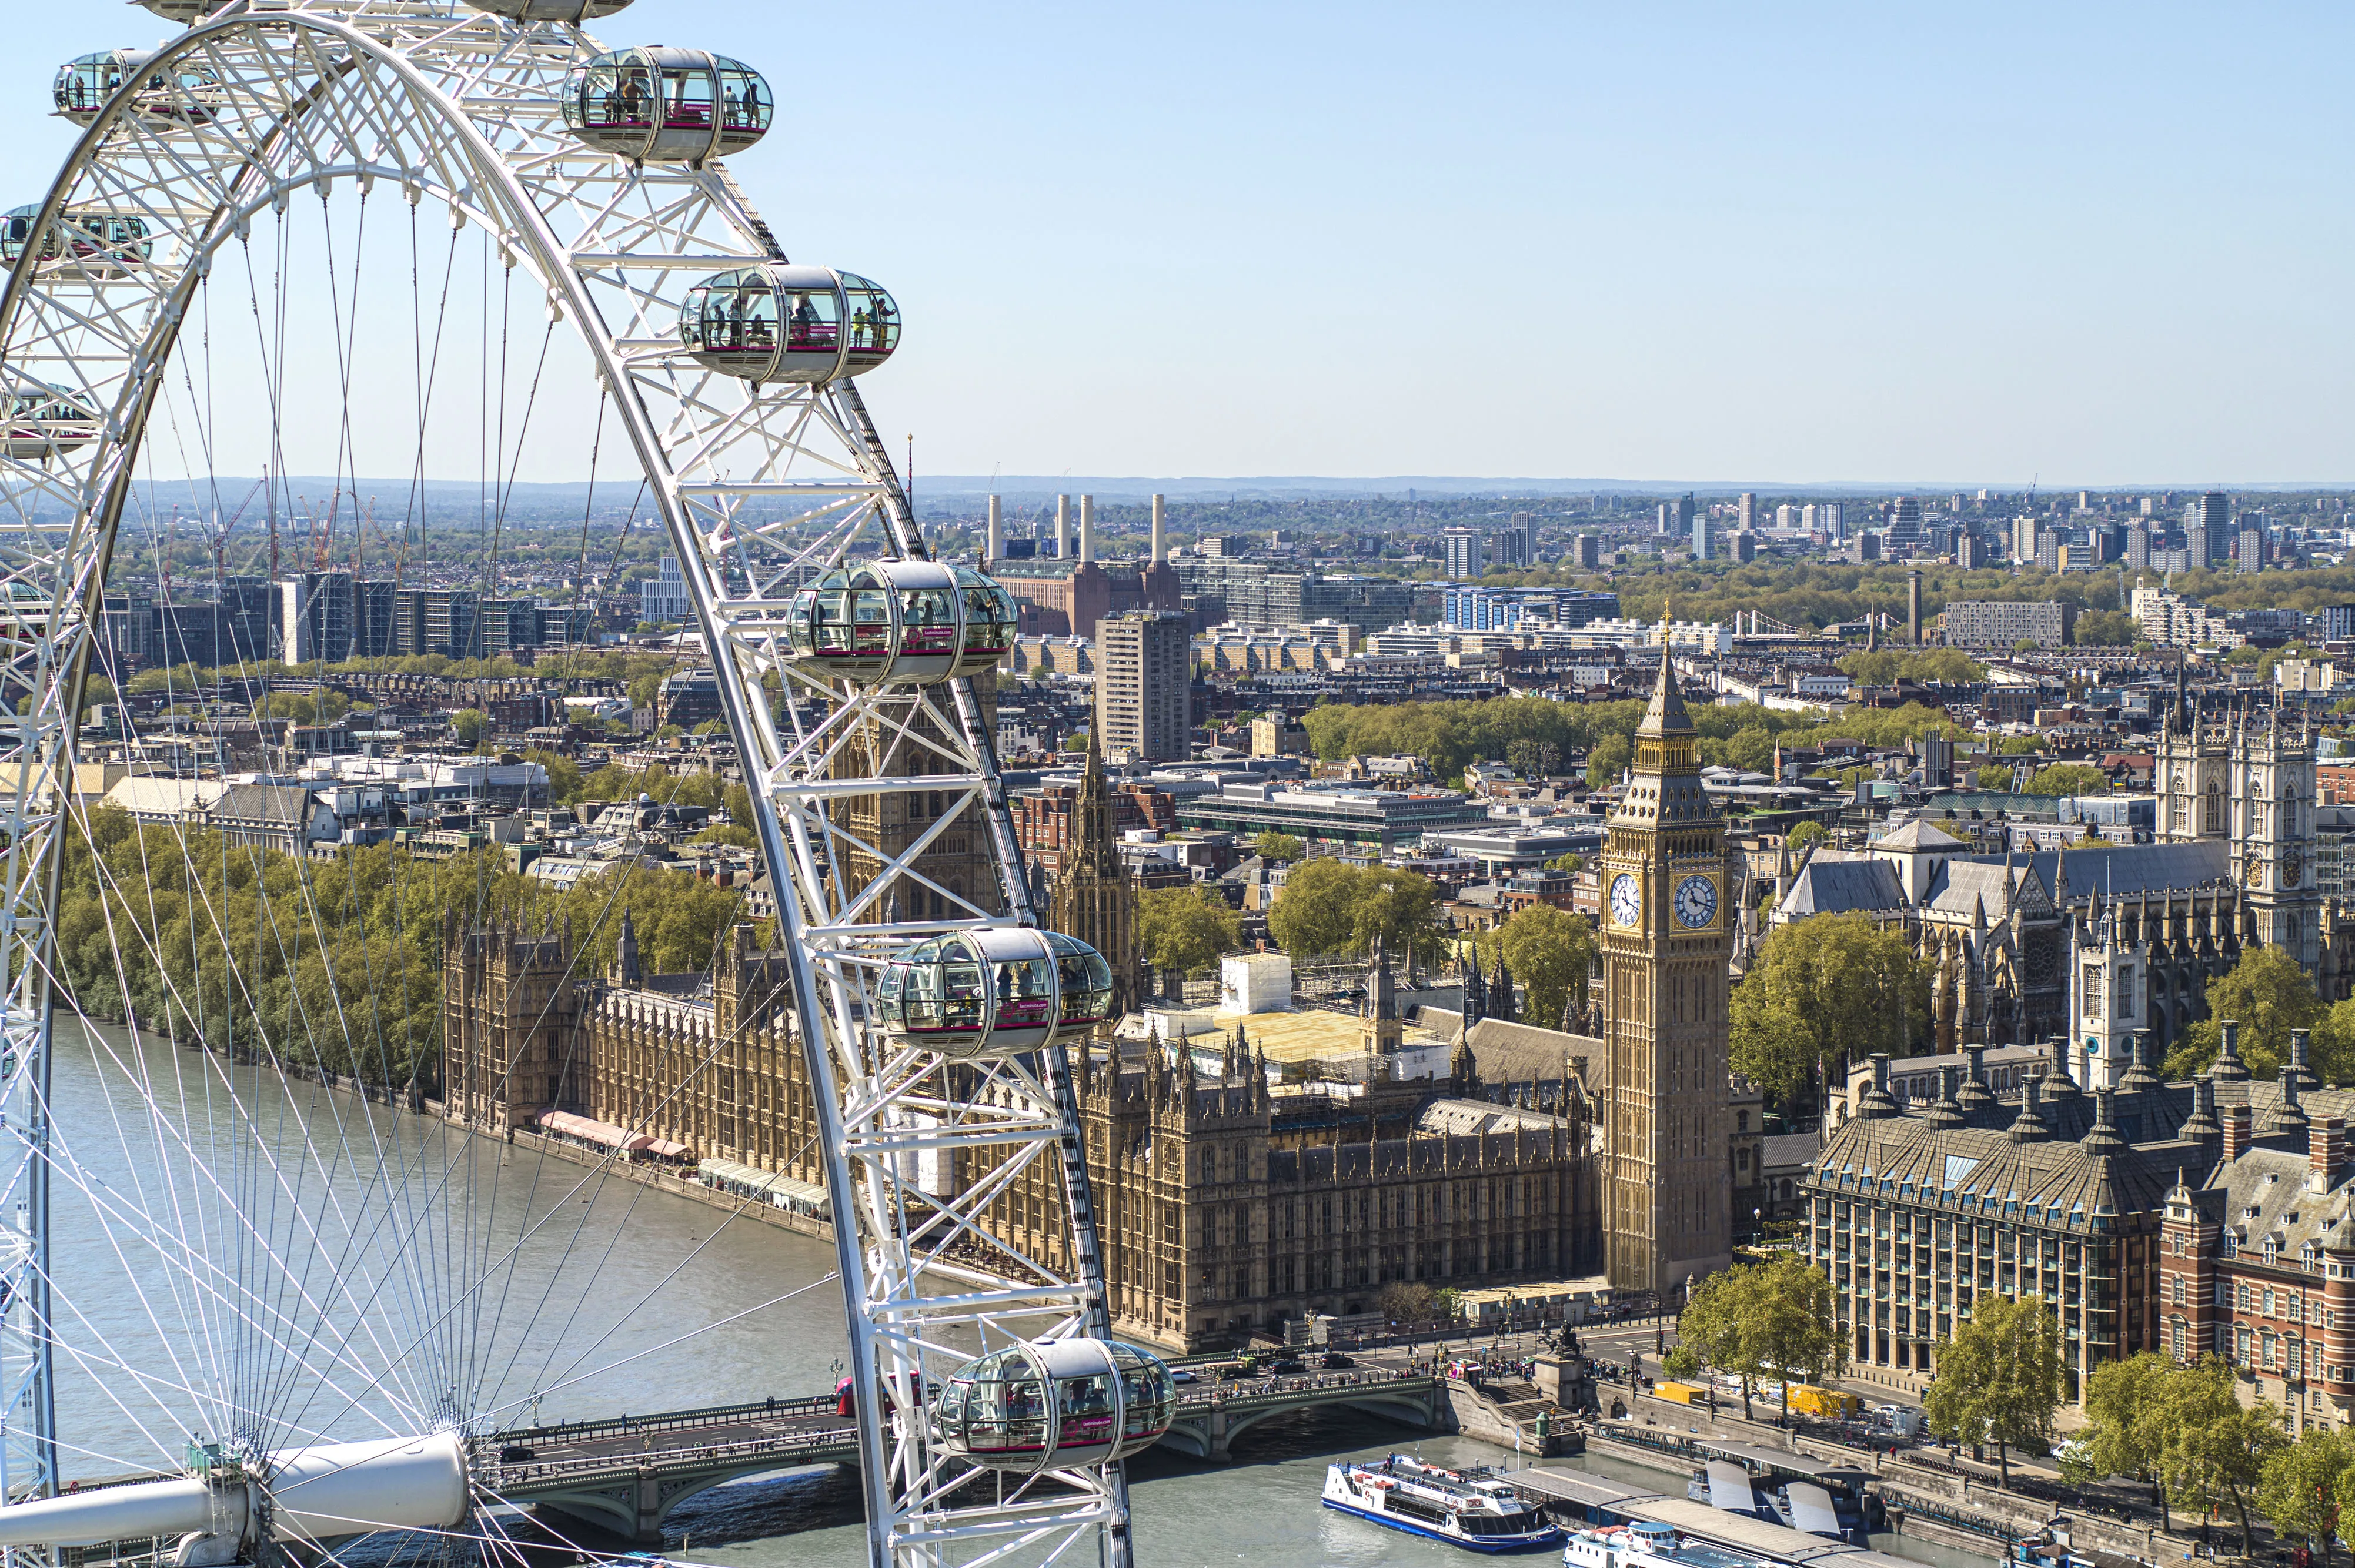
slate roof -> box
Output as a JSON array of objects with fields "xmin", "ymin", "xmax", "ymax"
[
  {"xmin": 1876, "ymin": 818, "xmax": 1967, "ymax": 852},
  {"xmin": 1781, "ymin": 857, "xmax": 1906, "ymax": 917},
  {"xmin": 1458, "ymin": 1018, "xmax": 1599, "ymax": 1084}
]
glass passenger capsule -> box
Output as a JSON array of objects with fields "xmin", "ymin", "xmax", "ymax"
[
  {"xmin": 136, "ymin": 1, "xmax": 235, "ymax": 19},
  {"xmin": 933, "ymin": 1340, "xmax": 1174, "ymax": 1474},
  {"xmin": 465, "ymin": 0, "xmax": 636, "ymax": 18},
  {"xmin": 3, "ymin": 385, "xmax": 99, "ymax": 464},
  {"xmin": 875, "ymin": 930, "xmax": 1114, "ymax": 1060},
  {"xmin": 680, "ymin": 266, "xmax": 901, "ymax": 383},
  {"xmin": 784, "ymin": 561, "xmax": 1015, "ymax": 686},
  {"xmin": 2, "ymin": 206, "xmax": 152, "ymax": 279},
  {"xmin": 53, "ymin": 50, "xmax": 221, "ymax": 128},
  {"xmin": 559, "ymin": 46, "xmax": 769, "ymax": 163}
]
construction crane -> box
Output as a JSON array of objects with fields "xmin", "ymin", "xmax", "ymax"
[{"xmin": 203, "ymin": 476, "xmax": 265, "ymax": 587}]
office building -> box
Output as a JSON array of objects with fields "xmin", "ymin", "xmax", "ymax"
[
  {"xmin": 1736, "ymin": 493, "xmax": 1757, "ymax": 531},
  {"xmin": 1942, "ymin": 600, "xmax": 2076, "ymax": 649},
  {"xmin": 1730, "ymin": 531, "xmax": 1756, "ymax": 563},
  {"xmin": 1443, "ymin": 529, "xmax": 1485, "ymax": 581},
  {"xmin": 1572, "ymin": 534, "xmax": 1601, "ymax": 570},
  {"xmin": 2187, "ymin": 493, "xmax": 2232, "ymax": 571},
  {"xmin": 1657, "ymin": 493, "xmax": 1695, "ymax": 539},
  {"xmin": 278, "ymin": 571, "xmax": 356, "ymax": 666},
  {"xmin": 1095, "ymin": 611, "xmax": 1192, "ymax": 763},
  {"xmin": 1691, "ymin": 509, "xmax": 1713, "ymax": 561},
  {"xmin": 1441, "ymin": 587, "xmax": 1619, "ymax": 633},
  {"xmin": 1820, "ymin": 502, "xmax": 1846, "ymax": 542},
  {"xmin": 640, "ymin": 557, "xmax": 691, "ymax": 624},
  {"xmin": 2237, "ymin": 527, "xmax": 2267, "ymax": 574},
  {"xmin": 1886, "ymin": 498, "xmax": 1925, "ymax": 557}
]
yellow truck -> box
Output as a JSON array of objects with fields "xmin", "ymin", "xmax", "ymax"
[
  {"xmin": 1784, "ymin": 1385, "xmax": 1862, "ymax": 1419},
  {"xmin": 1651, "ymin": 1382, "xmax": 1707, "ymax": 1405}
]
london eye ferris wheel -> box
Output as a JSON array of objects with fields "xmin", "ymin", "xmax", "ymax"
[{"xmin": 0, "ymin": 3, "xmax": 1153, "ymax": 1567}]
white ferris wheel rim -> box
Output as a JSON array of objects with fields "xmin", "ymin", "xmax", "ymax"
[{"xmin": 0, "ymin": 4, "xmax": 1131, "ymax": 1566}]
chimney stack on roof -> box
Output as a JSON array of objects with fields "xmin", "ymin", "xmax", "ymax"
[
  {"xmin": 2313, "ymin": 1117, "xmax": 2346, "ymax": 1193},
  {"xmin": 2224, "ymin": 1101, "xmax": 2253, "ymax": 1164}
]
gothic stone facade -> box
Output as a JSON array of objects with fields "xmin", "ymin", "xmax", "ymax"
[{"xmin": 441, "ymin": 920, "xmax": 1601, "ymax": 1351}]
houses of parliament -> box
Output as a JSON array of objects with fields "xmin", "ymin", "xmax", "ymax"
[{"xmin": 442, "ymin": 661, "xmax": 1736, "ymax": 1345}]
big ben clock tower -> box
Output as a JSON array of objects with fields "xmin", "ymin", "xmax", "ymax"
[{"xmin": 1598, "ymin": 651, "xmax": 1733, "ymax": 1298}]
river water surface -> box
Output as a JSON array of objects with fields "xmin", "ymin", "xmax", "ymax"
[{"xmin": 46, "ymin": 1025, "xmax": 1995, "ymax": 1567}]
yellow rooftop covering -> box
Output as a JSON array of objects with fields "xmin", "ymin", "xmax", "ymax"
[{"xmin": 1181, "ymin": 1009, "xmax": 1444, "ymax": 1065}]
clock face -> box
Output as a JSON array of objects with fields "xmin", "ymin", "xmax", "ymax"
[
  {"xmin": 2285, "ymin": 851, "xmax": 2306, "ymax": 885},
  {"xmin": 1675, "ymin": 874, "xmax": 1718, "ymax": 929},
  {"xmin": 1609, "ymin": 874, "xmax": 1642, "ymax": 928}
]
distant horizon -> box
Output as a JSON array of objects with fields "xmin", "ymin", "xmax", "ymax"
[{"xmin": 162, "ymin": 474, "xmax": 2355, "ymax": 504}]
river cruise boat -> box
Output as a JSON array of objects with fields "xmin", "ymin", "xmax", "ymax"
[
  {"xmin": 1563, "ymin": 1520, "xmax": 1783, "ymax": 1568},
  {"xmin": 1323, "ymin": 1455, "xmax": 1561, "ymax": 1552}
]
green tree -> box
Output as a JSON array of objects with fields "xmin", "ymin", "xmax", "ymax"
[
  {"xmin": 2026, "ymin": 763, "xmax": 2109, "ymax": 797},
  {"xmin": 1136, "ymin": 885, "xmax": 1240, "ymax": 977},
  {"xmin": 1268, "ymin": 860, "xmax": 1362, "ymax": 958},
  {"xmin": 1477, "ymin": 905, "xmax": 1595, "ymax": 1033},
  {"xmin": 1545, "ymin": 852, "xmax": 1585, "ymax": 876},
  {"xmin": 1749, "ymin": 1252, "xmax": 1846, "ymax": 1425},
  {"xmin": 1922, "ymin": 1292, "xmax": 2063, "ymax": 1486},
  {"xmin": 2163, "ymin": 944, "xmax": 2324, "ymax": 1081},
  {"xmin": 2261, "ymin": 1428, "xmax": 2352, "ymax": 1562},
  {"xmin": 1252, "ymin": 831, "xmax": 1305, "ymax": 864},
  {"xmin": 1675, "ymin": 1266, "xmax": 1759, "ymax": 1419},
  {"xmin": 1785, "ymin": 821, "xmax": 1827, "ymax": 852},
  {"xmin": 523, "ymin": 748, "xmax": 583, "ymax": 807},
  {"xmin": 450, "ymin": 708, "xmax": 491, "ymax": 749},
  {"xmin": 1585, "ymin": 732, "xmax": 1632, "ymax": 789},
  {"xmin": 1729, "ymin": 913, "xmax": 1929, "ymax": 1109},
  {"xmin": 2156, "ymin": 1356, "xmax": 2285, "ymax": 1554},
  {"xmin": 2075, "ymin": 609, "xmax": 2139, "ymax": 646},
  {"xmin": 2076, "ymin": 1352, "xmax": 2179, "ymax": 1527},
  {"xmin": 1504, "ymin": 737, "xmax": 1562, "ymax": 778},
  {"xmin": 1351, "ymin": 867, "xmax": 1449, "ymax": 966}
]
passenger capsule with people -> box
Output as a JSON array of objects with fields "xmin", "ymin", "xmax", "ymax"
[
  {"xmin": 783, "ymin": 562, "xmax": 1014, "ymax": 686},
  {"xmin": 931, "ymin": 1341, "xmax": 1174, "ymax": 1473},
  {"xmin": 2, "ymin": 207, "xmax": 151, "ymax": 279},
  {"xmin": 679, "ymin": 266, "xmax": 900, "ymax": 383},
  {"xmin": 465, "ymin": 0, "xmax": 636, "ymax": 18},
  {"xmin": 2, "ymin": 385, "xmax": 99, "ymax": 464},
  {"xmin": 874, "ymin": 930, "xmax": 1114, "ymax": 1060},
  {"xmin": 52, "ymin": 50, "xmax": 221, "ymax": 128},
  {"xmin": 559, "ymin": 47, "xmax": 769, "ymax": 163}
]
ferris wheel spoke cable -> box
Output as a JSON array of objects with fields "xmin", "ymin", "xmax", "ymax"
[{"xmin": 65, "ymin": 808, "xmax": 449, "ymax": 1440}]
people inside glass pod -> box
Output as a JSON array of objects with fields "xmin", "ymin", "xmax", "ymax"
[
  {"xmin": 2, "ymin": 207, "xmax": 151, "ymax": 275},
  {"xmin": 53, "ymin": 51, "xmax": 220, "ymax": 126},
  {"xmin": 2, "ymin": 385, "xmax": 98, "ymax": 464},
  {"xmin": 874, "ymin": 930, "xmax": 1113, "ymax": 1059},
  {"xmin": 560, "ymin": 47, "xmax": 769, "ymax": 163},
  {"xmin": 933, "ymin": 1341, "xmax": 1174, "ymax": 1473},
  {"xmin": 465, "ymin": 0, "xmax": 635, "ymax": 18},
  {"xmin": 680, "ymin": 267, "xmax": 900, "ymax": 383},
  {"xmin": 784, "ymin": 561, "xmax": 1015, "ymax": 685}
]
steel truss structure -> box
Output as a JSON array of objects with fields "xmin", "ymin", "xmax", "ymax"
[{"xmin": 0, "ymin": 4, "xmax": 1128, "ymax": 1565}]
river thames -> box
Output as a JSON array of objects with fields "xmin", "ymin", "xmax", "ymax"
[{"xmin": 45, "ymin": 1026, "xmax": 1996, "ymax": 1566}]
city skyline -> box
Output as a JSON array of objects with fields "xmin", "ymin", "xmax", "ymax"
[{"xmin": 9, "ymin": 3, "xmax": 2353, "ymax": 483}]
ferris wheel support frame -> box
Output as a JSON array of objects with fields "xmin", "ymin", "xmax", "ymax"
[{"xmin": 0, "ymin": 6, "xmax": 1130, "ymax": 1566}]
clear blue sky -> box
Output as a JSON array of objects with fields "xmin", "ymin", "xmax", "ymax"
[{"xmin": 7, "ymin": 2, "xmax": 2351, "ymax": 486}]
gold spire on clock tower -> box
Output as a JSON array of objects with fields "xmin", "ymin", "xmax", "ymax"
[{"xmin": 1597, "ymin": 650, "xmax": 1733, "ymax": 1298}]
